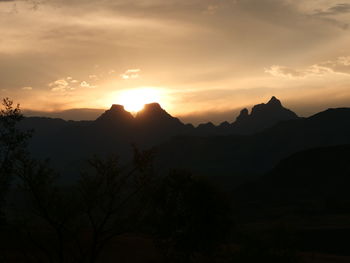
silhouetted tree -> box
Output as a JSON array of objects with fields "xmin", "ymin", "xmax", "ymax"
[
  {"xmin": 15, "ymin": 156, "xmax": 74, "ymax": 263},
  {"xmin": 0, "ymin": 98, "xmax": 32, "ymax": 221},
  {"xmin": 78, "ymin": 147, "xmax": 155, "ymax": 263},
  {"xmin": 14, "ymin": 146, "xmax": 155, "ymax": 263}
]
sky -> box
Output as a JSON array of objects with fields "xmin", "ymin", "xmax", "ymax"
[{"xmin": 1, "ymin": 0, "xmax": 350, "ymax": 124}]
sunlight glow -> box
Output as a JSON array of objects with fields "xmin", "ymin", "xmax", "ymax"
[{"xmin": 117, "ymin": 88, "xmax": 162, "ymax": 112}]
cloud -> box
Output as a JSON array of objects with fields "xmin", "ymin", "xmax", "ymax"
[
  {"xmin": 80, "ymin": 81, "xmax": 97, "ymax": 88},
  {"xmin": 319, "ymin": 56, "xmax": 350, "ymax": 74},
  {"xmin": 265, "ymin": 65, "xmax": 334, "ymax": 78},
  {"xmin": 309, "ymin": 2, "xmax": 350, "ymax": 29},
  {"xmin": 49, "ymin": 77, "xmax": 98, "ymax": 91},
  {"xmin": 21, "ymin": 86, "xmax": 33, "ymax": 90},
  {"xmin": 49, "ymin": 79, "xmax": 73, "ymax": 92},
  {"xmin": 338, "ymin": 56, "xmax": 350, "ymax": 66},
  {"xmin": 266, "ymin": 56, "xmax": 350, "ymax": 78},
  {"xmin": 313, "ymin": 3, "xmax": 350, "ymax": 16},
  {"xmin": 120, "ymin": 69, "xmax": 141, "ymax": 80}
]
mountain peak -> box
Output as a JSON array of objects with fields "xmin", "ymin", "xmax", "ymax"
[
  {"xmin": 95, "ymin": 104, "xmax": 134, "ymax": 123},
  {"xmin": 135, "ymin": 102, "xmax": 185, "ymax": 128},
  {"xmin": 142, "ymin": 102, "xmax": 162, "ymax": 112},
  {"xmin": 110, "ymin": 104, "xmax": 126, "ymax": 111},
  {"xmin": 251, "ymin": 96, "xmax": 289, "ymax": 115},
  {"xmin": 267, "ymin": 96, "xmax": 282, "ymax": 106},
  {"xmin": 236, "ymin": 108, "xmax": 249, "ymax": 123},
  {"xmin": 136, "ymin": 102, "xmax": 164, "ymax": 118},
  {"xmin": 232, "ymin": 97, "xmax": 299, "ymax": 134}
]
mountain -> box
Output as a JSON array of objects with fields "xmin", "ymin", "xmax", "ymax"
[
  {"xmin": 19, "ymin": 97, "xmax": 344, "ymax": 179},
  {"xmin": 24, "ymin": 108, "xmax": 105, "ymax": 121},
  {"xmin": 19, "ymin": 103, "xmax": 192, "ymax": 174},
  {"xmin": 267, "ymin": 144, "xmax": 350, "ymax": 197},
  {"xmin": 21, "ymin": 97, "xmax": 296, "ymax": 161},
  {"xmin": 231, "ymin": 144, "xmax": 350, "ymax": 256},
  {"xmin": 194, "ymin": 96, "xmax": 299, "ymax": 135},
  {"xmin": 235, "ymin": 144, "xmax": 350, "ymax": 202},
  {"xmin": 155, "ymin": 107, "xmax": 350, "ymax": 177},
  {"xmin": 96, "ymin": 104, "xmax": 134, "ymax": 124},
  {"xmin": 231, "ymin": 96, "xmax": 299, "ymax": 134},
  {"xmin": 134, "ymin": 103, "xmax": 192, "ymax": 147}
]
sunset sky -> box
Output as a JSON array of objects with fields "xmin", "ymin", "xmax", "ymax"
[{"xmin": 1, "ymin": 0, "xmax": 350, "ymax": 124}]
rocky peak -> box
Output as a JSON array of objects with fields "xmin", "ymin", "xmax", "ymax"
[
  {"xmin": 267, "ymin": 96, "xmax": 282, "ymax": 107},
  {"xmin": 134, "ymin": 103, "xmax": 188, "ymax": 140},
  {"xmin": 236, "ymin": 108, "xmax": 249, "ymax": 122},
  {"xmin": 95, "ymin": 104, "xmax": 134, "ymax": 123},
  {"xmin": 136, "ymin": 103, "xmax": 174, "ymax": 122},
  {"xmin": 250, "ymin": 96, "xmax": 294, "ymax": 117},
  {"xmin": 110, "ymin": 104, "xmax": 126, "ymax": 111},
  {"xmin": 140, "ymin": 103, "xmax": 163, "ymax": 114},
  {"xmin": 231, "ymin": 97, "xmax": 299, "ymax": 134}
]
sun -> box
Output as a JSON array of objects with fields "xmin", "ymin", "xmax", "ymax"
[{"xmin": 117, "ymin": 88, "xmax": 161, "ymax": 112}]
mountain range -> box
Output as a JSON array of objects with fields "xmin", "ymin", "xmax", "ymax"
[{"xmin": 19, "ymin": 97, "xmax": 350, "ymax": 179}]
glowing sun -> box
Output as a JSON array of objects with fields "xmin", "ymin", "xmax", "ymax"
[{"xmin": 117, "ymin": 88, "xmax": 161, "ymax": 112}]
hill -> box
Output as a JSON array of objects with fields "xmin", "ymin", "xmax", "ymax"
[
  {"xmin": 156, "ymin": 108, "xmax": 350, "ymax": 176},
  {"xmin": 19, "ymin": 97, "xmax": 299, "ymax": 174}
]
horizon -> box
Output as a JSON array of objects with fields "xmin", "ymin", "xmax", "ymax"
[{"xmin": 21, "ymin": 95, "xmax": 350, "ymax": 125}]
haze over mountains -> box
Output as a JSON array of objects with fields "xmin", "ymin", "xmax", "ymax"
[{"xmin": 19, "ymin": 97, "xmax": 350, "ymax": 179}]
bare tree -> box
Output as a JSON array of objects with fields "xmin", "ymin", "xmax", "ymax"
[{"xmin": 14, "ymin": 146, "xmax": 155, "ymax": 263}]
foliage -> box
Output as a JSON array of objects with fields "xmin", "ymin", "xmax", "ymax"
[
  {"xmin": 0, "ymin": 98, "xmax": 32, "ymax": 221},
  {"xmin": 13, "ymin": 147, "xmax": 155, "ymax": 263}
]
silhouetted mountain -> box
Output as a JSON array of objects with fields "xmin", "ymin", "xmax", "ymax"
[
  {"xmin": 231, "ymin": 96, "xmax": 299, "ymax": 134},
  {"xmin": 24, "ymin": 108, "xmax": 105, "ymax": 121},
  {"xmin": 19, "ymin": 103, "xmax": 191, "ymax": 174},
  {"xmin": 134, "ymin": 103, "xmax": 191, "ymax": 146},
  {"xmin": 236, "ymin": 144, "xmax": 350, "ymax": 200},
  {"xmin": 136, "ymin": 103, "xmax": 177, "ymax": 123},
  {"xmin": 156, "ymin": 107, "xmax": 350, "ymax": 176},
  {"xmin": 193, "ymin": 96, "xmax": 299, "ymax": 135},
  {"xmin": 19, "ymin": 98, "xmax": 348, "ymax": 179},
  {"xmin": 21, "ymin": 97, "xmax": 297, "ymax": 155},
  {"xmin": 96, "ymin": 104, "xmax": 134, "ymax": 124},
  {"xmin": 268, "ymin": 145, "xmax": 350, "ymax": 196},
  {"xmin": 196, "ymin": 122, "xmax": 216, "ymax": 135},
  {"xmin": 236, "ymin": 108, "xmax": 249, "ymax": 123}
]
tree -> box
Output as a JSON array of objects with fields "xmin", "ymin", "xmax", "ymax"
[
  {"xmin": 77, "ymin": 147, "xmax": 155, "ymax": 263},
  {"xmin": 14, "ymin": 146, "xmax": 155, "ymax": 263},
  {"xmin": 0, "ymin": 98, "xmax": 32, "ymax": 221}
]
